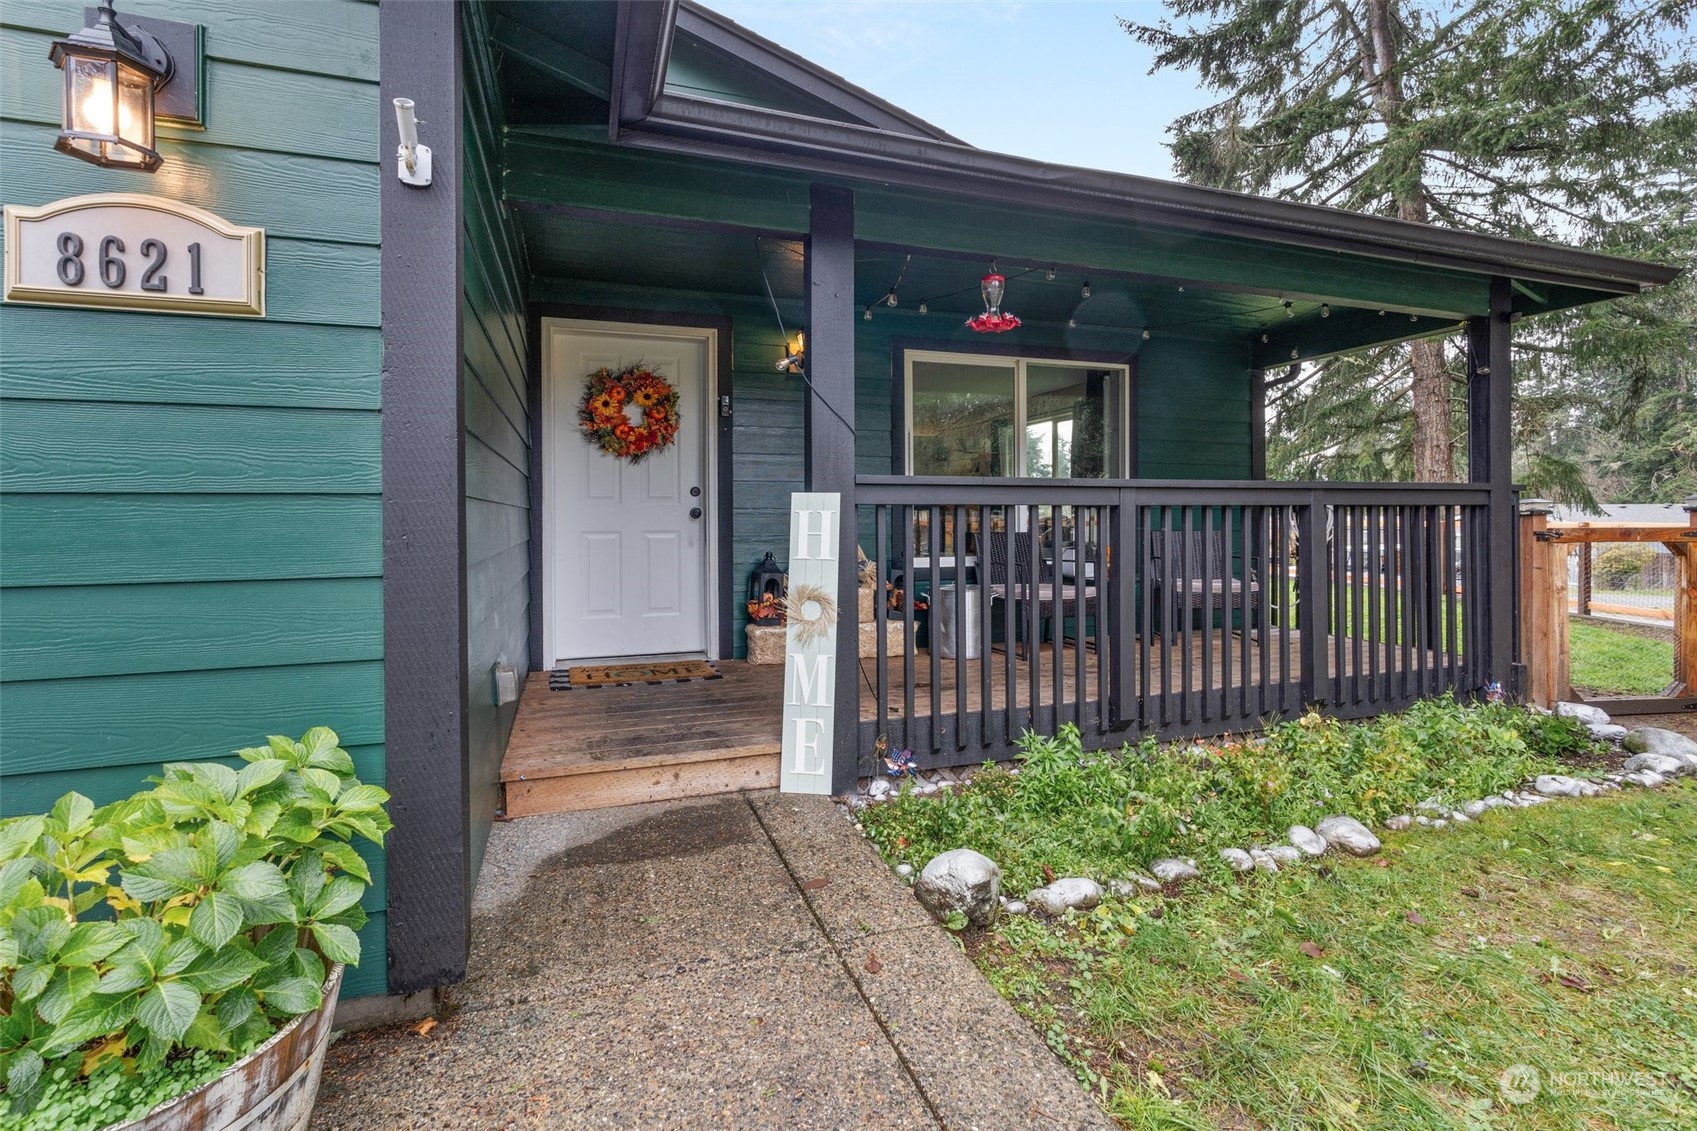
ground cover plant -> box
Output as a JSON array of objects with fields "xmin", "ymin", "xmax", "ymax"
[
  {"xmin": 0, "ymin": 728, "xmax": 390, "ymax": 1131},
  {"xmin": 864, "ymin": 704, "xmax": 1697, "ymax": 1128},
  {"xmin": 863, "ymin": 697, "xmax": 1590, "ymax": 891},
  {"xmin": 1569, "ymin": 620, "xmax": 1675, "ymax": 697}
]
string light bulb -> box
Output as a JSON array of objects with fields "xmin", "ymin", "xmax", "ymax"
[
  {"xmin": 918, "ymin": 299, "xmax": 928, "ymax": 315},
  {"xmin": 1409, "ymin": 313, "xmax": 1418, "ymax": 321},
  {"xmin": 1320, "ymin": 304, "xmax": 1330, "ymax": 318},
  {"xmin": 1283, "ymin": 301, "xmax": 1295, "ymax": 318},
  {"xmin": 1290, "ymin": 347, "xmax": 1300, "ymax": 359},
  {"xmin": 863, "ymin": 306, "xmax": 873, "ymax": 322},
  {"xmin": 1068, "ymin": 317, "xmax": 1077, "ymax": 329},
  {"xmin": 1261, "ymin": 333, "xmax": 1269, "ymax": 344},
  {"xmin": 885, "ymin": 290, "xmax": 898, "ymax": 307},
  {"xmin": 1141, "ymin": 328, "xmax": 1151, "ymax": 340},
  {"xmin": 1044, "ymin": 267, "xmax": 1056, "ymax": 282},
  {"xmin": 1081, "ymin": 280, "xmax": 1092, "ymax": 299}
]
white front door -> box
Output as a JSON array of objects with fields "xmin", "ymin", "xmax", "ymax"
[{"xmin": 544, "ymin": 322, "xmax": 713, "ymax": 665}]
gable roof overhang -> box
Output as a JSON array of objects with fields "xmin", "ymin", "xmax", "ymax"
[{"xmin": 602, "ymin": 2, "xmax": 1678, "ymax": 316}]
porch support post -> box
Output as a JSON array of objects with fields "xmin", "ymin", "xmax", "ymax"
[
  {"xmin": 1249, "ymin": 368, "xmax": 1266, "ymax": 479},
  {"xmin": 1467, "ymin": 276, "xmax": 1517, "ymax": 695},
  {"xmin": 380, "ymin": 0, "xmax": 469, "ymax": 992},
  {"xmin": 805, "ymin": 184, "xmax": 859, "ymax": 794}
]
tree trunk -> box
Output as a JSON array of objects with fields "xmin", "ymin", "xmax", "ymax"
[{"xmin": 1409, "ymin": 338, "xmax": 1454, "ymax": 481}]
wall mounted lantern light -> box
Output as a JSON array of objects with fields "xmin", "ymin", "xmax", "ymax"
[
  {"xmin": 776, "ymin": 329, "xmax": 805, "ymax": 373},
  {"xmin": 48, "ymin": 1, "xmax": 186, "ymax": 171}
]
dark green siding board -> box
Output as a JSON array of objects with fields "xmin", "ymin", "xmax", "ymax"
[
  {"xmin": 1, "ymin": 0, "xmax": 380, "ymax": 80},
  {"xmin": 463, "ymin": 5, "xmax": 531, "ymax": 892},
  {"xmin": 1, "ymin": 661, "xmax": 384, "ymax": 776},
  {"xmin": 466, "ymin": 433, "xmax": 529, "ymax": 509},
  {"xmin": 0, "ymin": 125, "xmax": 380, "ymax": 246},
  {"xmin": 0, "ymin": 579, "xmax": 381, "ymax": 681},
  {"xmin": 0, "ymin": 494, "xmax": 380, "ymax": 587},
  {"xmin": 0, "ymin": 402, "xmax": 379, "ymax": 494},
  {"xmin": 0, "ymin": 309, "xmax": 380, "ymax": 409},
  {"xmin": 342, "ymin": 915, "xmax": 387, "ymax": 999},
  {"xmin": 1, "ymin": 30, "xmax": 376, "ymax": 163}
]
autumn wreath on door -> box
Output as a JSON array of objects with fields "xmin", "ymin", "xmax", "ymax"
[{"xmin": 579, "ymin": 363, "xmax": 681, "ymax": 462}]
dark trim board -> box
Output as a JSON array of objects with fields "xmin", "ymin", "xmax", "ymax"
[
  {"xmin": 886, "ymin": 336, "xmax": 1140, "ymax": 476},
  {"xmin": 527, "ymin": 304, "xmax": 737, "ymax": 667},
  {"xmin": 380, "ymin": 0, "xmax": 471, "ymax": 995}
]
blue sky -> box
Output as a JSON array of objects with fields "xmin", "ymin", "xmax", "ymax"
[{"xmin": 704, "ymin": 1, "xmax": 1213, "ymax": 180}]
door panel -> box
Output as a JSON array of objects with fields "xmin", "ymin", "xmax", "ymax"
[{"xmin": 547, "ymin": 328, "xmax": 710, "ymax": 664}]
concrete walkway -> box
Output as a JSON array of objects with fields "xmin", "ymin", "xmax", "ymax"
[{"xmin": 313, "ymin": 792, "xmax": 1112, "ymax": 1130}]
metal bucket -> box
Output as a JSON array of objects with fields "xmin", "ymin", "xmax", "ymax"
[{"xmin": 110, "ymin": 963, "xmax": 344, "ymax": 1131}]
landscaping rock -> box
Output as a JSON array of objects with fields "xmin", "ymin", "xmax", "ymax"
[
  {"xmin": 867, "ymin": 779, "xmax": 894, "ymax": 801},
  {"xmin": 1248, "ymin": 849, "xmax": 1280, "ymax": 873},
  {"xmin": 1005, "ymin": 900, "xmax": 1028, "ymax": 916},
  {"xmin": 894, "ymin": 863, "xmax": 914, "ymax": 879},
  {"xmin": 1623, "ymin": 770, "xmax": 1666, "ymax": 788},
  {"xmin": 1026, "ymin": 877, "xmax": 1103, "ymax": 916},
  {"xmin": 1624, "ymin": 752, "xmax": 1686, "ymax": 777},
  {"xmin": 1265, "ymin": 845, "xmax": 1303, "ymax": 866},
  {"xmin": 1289, "ymin": 825, "xmax": 1329, "ymax": 856},
  {"xmin": 1589, "ymin": 723, "xmax": 1629, "ymax": 742},
  {"xmin": 1462, "ymin": 800, "xmax": 1489, "ymax": 818},
  {"xmin": 914, "ymin": 849, "xmax": 1002, "ymax": 927},
  {"xmin": 1109, "ymin": 872, "xmax": 1164, "ymax": 896},
  {"xmin": 1383, "ymin": 815, "xmax": 1414, "ymax": 831},
  {"xmin": 1151, "ymin": 858, "xmax": 1202, "ymax": 884},
  {"xmin": 1315, "ymin": 816, "xmax": 1381, "ymax": 856},
  {"xmin": 1429, "ymin": 818, "xmax": 1449, "ymax": 829},
  {"xmin": 1557, "ymin": 701, "xmax": 1611, "ymax": 726},
  {"xmin": 1623, "ymin": 728, "xmax": 1697, "ymax": 768},
  {"xmin": 1533, "ymin": 774, "xmax": 1586, "ymax": 798},
  {"xmin": 1220, "ymin": 848, "xmax": 1255, "ymax": 873}
]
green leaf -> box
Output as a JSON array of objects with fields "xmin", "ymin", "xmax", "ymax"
[
  {"xmin": 236, "ymin": 758, "xmax": 288, "ymax": 798},
  {"xmin": 270, "ymin": 807, "xmax": 323, "ymax": 844},
  {"xmin": 5, "ymin": 1048, "xmax": 44, "ymax": 1109},
  {"xmin": 312, "ymin": 875, "xmax": 365, "ymax": 920},
  {"xmin": 11, "ymin": 962, "xmax": 53, "ymax": 1004},
  {"xmin": 35, "ymin": 966, "xmax": 99, "ymax": 1026},
  {"xmin": 267, "ymin": 734, "xmax": 305, "ymax": 764},
  {"xmin": 180, "ymin": 947, "xmax": 268, "ymax": 995},
  {"xmin": 300, "ymin": 767, "xmax": 343, "ymax": 801},
  {"xmin": 181, "ymin": 1007, "xmax": 233, "ymax": 1053},
  {"xmin": 189, "ymin": 891, "xmax": 245, "ymax": 949},
  {"xmin": 316, "ymin": 841, "xmax": 371, "ymax": 883},
  {"xmin": 40, "ymin": 993, "xmax": 137, "ymax": 1057},
  {"xmin": 49, "ymin": 792, "xmax": 95, "ymax": 835},
  {"xmin": 120, "ymin": 916, "xmax": 166, "ymax": 961},
  {"xmin": 216, "ymin": 986, "xmax": 258, "ymax": 1029},
  {"xmin": 0, "ymin": 858, "xmax": 39, "ymax": 909},
  {"xmin": 0, "ymin": 815, "xmax": 46, "ymax": 862},
  {"xmin": 52, "ymin": 922, "xmax": 127, "ymax": 973},
  {"xmin": 257, "ymin": 975, "xmax": 321, "ymax": 1016},
  {"xmin": 120, "ymin": 845, "xmax": 205, "ymax": 902},
  {"xmin": 223, "ymin": 861, "xmax": 296, "ymax": 924},
  {"xmin": 136, "ymin": 980, "xmax": 202, "ymax": 1042},
  {"xmin": 335, "ymin": 784, "xmax": 389, "ymax": 813},
  {"xmin": 301, "ymin": 728, "xmax": 353, "ymax": 774},
  {"xmin": 96, "ymin": 962, "xmax": 152, "ymax": 996},
  {"xmin": 194, "ymin": 762, "xmax": 241, "ymax": 801},
  {"xmin": 160, "ymin": 936, "xmax": 205, "ymax": 977},
  {"xmin": 308, "ymin": 922, "xmax": 361, "ymax": 966},
  {"xmin": 255, "ymin": 924, "xmax": 296, "ymax": 965},
  {"xmin": 12, "ymin": 906, "xmax": 72, "ymax": 962},
  {"xmin": 206, "ymin": 820, "xmax": 244, "ymax": 869}
]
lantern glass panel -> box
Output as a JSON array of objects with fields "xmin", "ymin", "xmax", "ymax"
[
  {"xmin": 66, "ymin": 56, "xmax": 116, "ymax": 152},
  {"xmin": 116, "ymin": 61, "xmax": 153, "ymax": 147}
]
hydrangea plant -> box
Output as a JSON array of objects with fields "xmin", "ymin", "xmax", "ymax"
[{"xmin": 0, "ymin": 728, "xmax": 390, "ymax": 1119}]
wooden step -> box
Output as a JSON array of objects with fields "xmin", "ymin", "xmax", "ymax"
[{"xmin": 502, "ymin": 742, "xmax": 781, "ymax": 817}]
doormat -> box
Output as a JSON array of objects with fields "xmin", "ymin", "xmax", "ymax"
[{"xmin": 549, "ymin": 659, "xmax": 723, "ymax": 691}]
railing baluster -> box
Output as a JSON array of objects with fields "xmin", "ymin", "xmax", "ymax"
[
  {"xmin": 952, "ymin": 504, "xmax": 967, "ymax": 750},
  {"xmin": 875, "ymin": 505, "xmax": 889, "ymax": 746},
  {"xmin": 902, "ymin": 504, "xmax": 916, "ymax": 753},
  {"xmin": 978, "ymin": 504, "xmax": 994, "ymax": 751}
]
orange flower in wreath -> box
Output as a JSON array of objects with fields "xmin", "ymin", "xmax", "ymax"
[{"xmin": 578, "ymin": 363, "xmax": 681, "ymax": 463}]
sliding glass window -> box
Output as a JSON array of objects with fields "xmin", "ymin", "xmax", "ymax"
[{"xmin": 905, "ymin": 352, "xmax": 1128, "ymax": 478}]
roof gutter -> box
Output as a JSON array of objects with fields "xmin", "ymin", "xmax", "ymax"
[
  {"xmin": 620, "ymin": 90, "xmax": 1680, "ymax": 297},
  {"xmin": 608, "ymin": 0, "xmax": 678, "ymax": 136}
]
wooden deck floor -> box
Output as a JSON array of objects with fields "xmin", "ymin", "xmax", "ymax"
[{"xmin": 499, "ymin": 632, "xmax": 1321, "ymax": 816}]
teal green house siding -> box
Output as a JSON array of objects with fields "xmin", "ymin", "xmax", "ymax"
[
  {"xmin": 462, "ymin": 4, "xmax": 531, "ymax": 885},
  {"xmin": 0, "ymin": 0, "xmax": 387, "ymax": 998}
]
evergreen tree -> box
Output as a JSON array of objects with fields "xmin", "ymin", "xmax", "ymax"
[{"xmin": 1123, "ymin": 0, "xmax": 1696, "ymax": 496}]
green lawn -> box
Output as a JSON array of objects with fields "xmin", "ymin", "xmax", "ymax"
[
  {"xmin": 1569, "ymin": 620, "xmax": 1675, "ymax": 696},
  {"xmin": 976, "ymin": 785, "xmax": 1697, "ymax": 1129}
]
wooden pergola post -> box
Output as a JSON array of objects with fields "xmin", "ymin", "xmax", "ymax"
[
  {"xmin": 1678, "ymin": 495, "xmax": 1697, "ymax": 693},
  {"xmin": 1517, "ymin": 499, "xmax": 1568, "ymax": 708}
]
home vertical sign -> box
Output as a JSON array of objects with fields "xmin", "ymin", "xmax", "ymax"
[{"xmin": 780, "ymin": 492, "xmax": 840, "ymax": 794}]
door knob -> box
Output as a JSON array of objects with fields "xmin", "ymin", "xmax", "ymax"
[
  {"xmin": 690, "ymin": 507, "xmax": 703, "ymax": 519},
  {"xmin": 690, "ymin": 486, "xmax": 702, "ymax": 497}
]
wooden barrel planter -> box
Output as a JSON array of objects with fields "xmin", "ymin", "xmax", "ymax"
[{"xmin": 110, "ymin": 963, "xmax": 345, "ymax": 1131}]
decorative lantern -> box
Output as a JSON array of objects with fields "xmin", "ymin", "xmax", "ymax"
[
  {"xmin": 966, "ymin": 273, "xmax": 1021, "ymax": 334},
  {"xmin": 48, "ymin": 1, "xmax": 173, "ymax": 171},
  {"xmin": 746, "ymin": 552, "xmax": 786, "ymax": 624}
]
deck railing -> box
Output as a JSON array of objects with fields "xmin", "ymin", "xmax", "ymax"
[{"xmin": 854, "ymin": 477, "xmax": 1493, "ymax": 774}]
